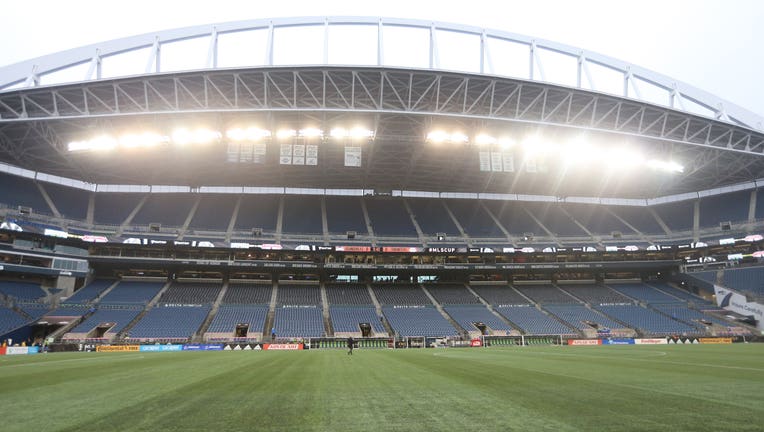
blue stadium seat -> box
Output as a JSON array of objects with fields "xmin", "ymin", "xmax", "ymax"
[
  {"xmin": 128, "ymin": 305, "xmax": 211, "ymax": 339},
  {"xmin": 382, "ymin": 306, "xmax": 458, "ymax": 337},
  {"xmin": 273, "ymin": 306, "xmax": 324, "ymax": 338},
  {"xmin": 330, "ymin": 306, "xmax": 386, "ymax": 334}
]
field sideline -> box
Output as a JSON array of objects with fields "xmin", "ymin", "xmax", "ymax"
[{"xmin": 1, "ymin": 344, "xmax": 762, "ymax": 431}]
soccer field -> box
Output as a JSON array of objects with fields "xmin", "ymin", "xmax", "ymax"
[{"xmin": 1, "ymin": 345, "xmax": 762, "ymax": 431}]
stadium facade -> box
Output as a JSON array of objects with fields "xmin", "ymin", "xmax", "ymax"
[{"xmin": 0, "ymin": 17, "xmax": 762, "ymax": 347}]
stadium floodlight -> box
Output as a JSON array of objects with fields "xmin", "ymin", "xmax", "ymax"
[
  {"xmin": 521, "ymin": 134, "xmax": 554, "ymax": 155},
  {"xmin": 330, "ymin": 127, "xmax": 374, "ymax": 140},
  {"xmin": 560, "ymin": 136, "xmax": 598, "ymax": 165},
  {"xmin": 330, "ymin": 128, "xmax": 349, "ymax": 138},
  {"xmin": 171, "ymin": 128, "xmax": 221, "ymax": 146},
  {"xmin": 119, "ymin": 132, "xmax": 167, "ymax": 148},
  {"xmin": 497, "ymin": 137, "xmax": 515, "ymax": 149},
  {"xmin": 426, "ymin": 130, "xmax": 469, "ymax": 144},
  {"xmin": 475, "ymin": 134, "xmax": 496, "ymax": 146},
  {"xmin": 68, "ymin": 135, "xmax": 118, "ymax": 152},
  {"xmin": 450, "ymin": 132, "xmax": 469, "ymax": 144},
  {"xmin": 426, "ymin": 130, "xmax": 449, "ymax": 143},
  {"xmin": 298, "ymin": 127, "xmax": 324, "ymax": 138},
  {"xmin": 276, "ymin": 129, "xmax": 297, "ymax": 139},
  {"xmin": 646, "ymin": 159, "xmax": 684, "ymax": 173},
  {"xmin": 226, "ymin": 127, "xmax": 271, "ymax": 141}
]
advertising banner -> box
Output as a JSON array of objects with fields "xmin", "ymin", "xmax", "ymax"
[
  {"xmin": 470, "ymin": 338, "xmax": 483, "ymax": 347},
  {"xmin": 699, "ymin": 338, "xmax": 733, "ymax": 344},
  {"xmin": 567, "ymin": 339, "xmax": 602, "ymax": 346},
  {"xmin": 0, "ymin": 346, "xmax": 5, "ymax": 355},
  {"xmin": 183, "ymin": 344, "xmax": 224, "ymax": 351},
  {"xmin": 5, "ymin": 347, "xmax": 31, "ymax": 355},
  {"xmin": 634, "ymin": 338, "xmax": 668, "ymax": 345},
  {"xmin": 139, "ymin": 344, "xmax": 183, "ymax": 352},
  {"xmin": 602, "ymin": 338, "xmax": 635, "ymax": 345},
  {"xmin": 713, "ymin": 285, "xmax": 764, "ymax": 331},
  {"xmin": 262, "ymin": 343, "xmax": 303, "ymax": 350},
  {"xmin": 96, "ymin": 345, "xmax": 140, "ymax": 352}
]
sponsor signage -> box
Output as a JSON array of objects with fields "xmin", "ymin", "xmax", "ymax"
[
  {"xmin": 183, "ymin": 344, "xmax": 224, "ymax": 351},
  {"xmin": 470, "ymin": 338, "xmax": 483, "ymax": 347},
  {"xmin": 263, "ymin": 343, "xmax": 303, "ymax": 350},
  {"xmin": 139, "ymin": 344, "xmax": 183, "ymax": 352},
  {"xmin": 567, "ymin": 339, "xmax": 602, "ymax": 346},
  {"xmin": 96, "ymin": 345, "xmax": 140, "ymax": 352},
  {"xmin": 5, "ymin": 346, "xmax": 35, "ymax": 355},
  {"xmin": 714, "ymin": 285, "xmax": 764, "ymax": 331},
  {"xmin": 634, "ymin": 338, "xmax": 668, "ymax": 345},
  {"xmin": 602, "ymin": 338, "xmax": 635, "ymax": 345},
  {"xmin": 699, "ymin": 338, "xmax": 733, "ymax": 344}
]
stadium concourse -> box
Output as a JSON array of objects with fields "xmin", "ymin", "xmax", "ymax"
[{"xmin": 1, "ymin": 17, "xmax": 764, "ymax": 349}]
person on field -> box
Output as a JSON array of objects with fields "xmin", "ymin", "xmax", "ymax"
[{"xmin": 347, "ymin": 336, "xmax": 354, "ymax": 355}]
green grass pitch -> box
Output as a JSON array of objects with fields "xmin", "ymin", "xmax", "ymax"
[{"xmin": 1, "ymin": 344, "xmax": 763, "ymax": 431}]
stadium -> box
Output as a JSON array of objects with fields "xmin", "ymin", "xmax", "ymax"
[{"xmin": 1, "ymin": 15, "xmax": 763, "ymax": 431}]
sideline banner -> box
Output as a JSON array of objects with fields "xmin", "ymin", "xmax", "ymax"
[
  {"xmin": 262, "ymin": 343, "xmax": 303, "ymax": 350},
  {"xmin": 699, "ymin": 338, "xmax": 733, "ymax": 344},
  {"xmin": 567, "ymin": 339, "xmax": 602, "ymax": 346},
  {"xmin": 0, "ymin": 346, "xmax": 6, "ymax": 355},
  {"xmin": 96, "ymin": 345, "xmax": 140, "ymax": 352},
  {"xmin": 6, "ymin": 346, "xmax": 38, "ymax": 355},
  {"xmin": 634, "ymin": 338, "xmax": 668, "ymax": 345},
  {"xmin": 602, "ymin": 338, "xmax": 635, "ymax": 345},
  {"xmin": 713, "ymin": 285, "xmax": 764, "ymax": 331},
  {"xmin": 140, "ymin": 344, "xmax": 183, "ymax": 352},
  {"xmin": 183, "ymin": 344, "xmax": 224, "ymax": 351}
]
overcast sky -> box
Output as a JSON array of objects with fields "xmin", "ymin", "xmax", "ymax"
[{"xmin": 2, "ymin": 0, "xmax": 762, "ymax": 118}]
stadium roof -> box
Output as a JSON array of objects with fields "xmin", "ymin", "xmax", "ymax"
[{"xmin": 0, "ymin": 17, "xmax": 763, "ymax": 199}]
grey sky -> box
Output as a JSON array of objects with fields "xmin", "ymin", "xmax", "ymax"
[{"xmin": 2, "ymin": 0, "xmax": 762, "ymax": 117}]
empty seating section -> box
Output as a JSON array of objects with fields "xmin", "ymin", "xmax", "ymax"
[
  {"xmin": 443, "ymin": 306, "xmax": 514, "ymax": 333},
  {"xmin": 562, "ymin": 204, "xmax": 633, "ymax": 236},
  {"xmin": 487, "ymin": 203, "xmax": 542, "ymax": 237},
  {"xmin": 653, "ymin": 201, "xmax": 694, "ymax": 232},
  {"xmin": 277, "ymin": 284, "xmax": 321, "ymax": 305},
  {"xmin": 700, "ymin": 191, "xmax": 749, "ymax": 227},
  {"xmin": 208, "ymin": 305, "xmax": 268, "ymax": 333},
  {"xmin": 222, "ymin": 283, "xmax": 272, "ymax": 304},
  {"xmin": 45, "ymin": 305, "xmax": 89, "ymax": 317},
  {"xmin": 282, "ymin": 195, "xmax": 323, "ymax": 235},
  {"xmin": 496, "ymin": 306, "xmax": 574, "ymax": 335},
  {"xmin": 93, "ymin": 193, "xmax": 143, "ymax": 225},
  {"xmin": 608, "ymin": 283, "xmax": 680, "ymax": 304},
  {"xmin": 722, "ymin": 267, "xmax": 764, "ymax": 296},
  {"xmin": 0, "ymin": 172, "xmax": 49, "ymax": 212},
  {"xmin": 63, "ymin": 279, "xmax": 114, "ymax": 304},
  {"xmin": 325, "ymin": 283, "xmax": 372, "ymax": 305},
  {"xmin": 470, "ymin": 285, "xmax": 530, "ymax": 305},
  {"xmin": 0, "ymin": 306, "xmax": 27, "ymax": 334},
  {"xmin": 70, "ymin": 308, "xmax": 142, "ymax": 334},
  {"xmin": 609, "ymin": 206, "xmax": 663, "ymax": 234},
  {"xmin": 234, "ymin": 195, "xmax": 279, "ymax": 231},
  {"xmin": 651, "ymin": 304, "xmax": 729, "ymax": 328},
  {"xmin": 17, "ymin": 304, "xmax": 50, "ymax": 319},
  {"xmin": 527, "ymin": 204, "xmax": 587, "ymax": 236},
  {"xmin": 688, "ymin": 271, "xmax": 717, "ymax": 285},
  {"xmin": 543, "ymin": 304, "xmax": 624, "ymax": 330},
  {"xmin": 365, "ymin": 198, "xmax": 417, "ymax": 236},
  {"xmin": 43, "ymin": 183, "xmax": 89, "ymax": 220},
  {"xmin": 0, "ymin": 281, "xmax": 46, "ymax": 300},
  {"xmin": 650, "ymin": 282, "xmax": 713, "ymax": 305},
  {"xmin": 132, "ymin": 194, "xmax": 195, "ymax": 226},
  {"xmin": 382, "ymin": 306, "xmax": 458, "ymax": 337},
  {"xmin": 559, "ymin": 284, "xmax": 631, "ymax": 305},
  {"xmin": 425, "ymin": 284, "xmax": 480, "ymax": 304},
  {"xmin": 189, "ymin": 195, "xmax": 238, "ymax": 231},
  {"xmin": 159, "ymin": 282, "xmax": 222, "ymax": 305},
  {"xmin": 445, "ymin": 200, "xmax": 503, "ymax": 237},
  {"xmin": 325, "ymin": 196, "xmax": 367, "ymax": 234},
  {"xmin": 407, "ymin": 199, "xmax": 460, "ymax": 236},
  {"xmin": 99, "ymin": 281, "xmax": 165, "ymax": 304},
  {"xmin": 595, "ymin": 305, "xmax": 697, "ymax": 334},
  {"xmin": 129, "ymin": 306, "xmax": 211, "ymax": 339},
  {"xmin": 372, "ymin": 284, "xmax": 430, "ymax": 305},
  {"xmin": 514, "ymin": 284, "xmax": 579, "ymax": 304},
  {"xmin": 273, "ymin": 307, "xmax": 324, "ymax": 337},
  {"xmin": 330, "ymin": 306, "xmax": 386, "ymax": 333}
]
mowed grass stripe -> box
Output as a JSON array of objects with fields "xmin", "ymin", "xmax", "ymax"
[{"xmin": 0, "ymin": 345, "xmax": 762, "ymax": 432}]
